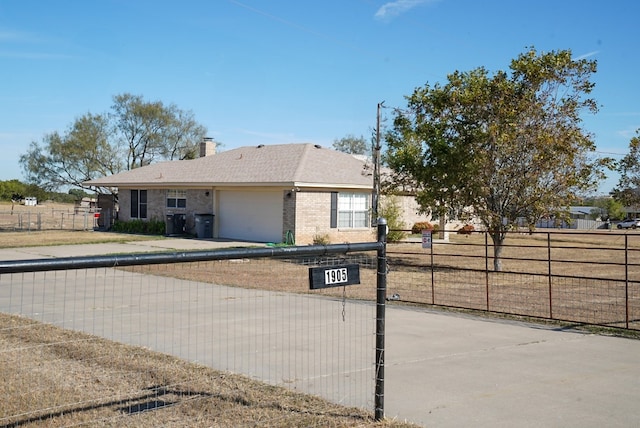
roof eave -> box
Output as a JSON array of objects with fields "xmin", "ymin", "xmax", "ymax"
[
  {"xmin": 85, "ymin": 181, "xmax": 373, "ymax": 191},
  {"xmin": 294, "ymin": 182, "xmax": 372, "ymax": 190}
]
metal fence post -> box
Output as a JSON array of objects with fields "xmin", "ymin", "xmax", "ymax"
[
  {"xmin": 375, "ymin": 217, "xmax": 387, "ymax": 421},
  {"xmin": 485, "ymin": 231, "xmax": 489, "ymax": 310},
  {"xmin": 430, "ymin": 234, "xmax": 435, "ymax": 305},
  {"xmin": 548, "ymin": 232, "xmax": 553, "ymax": 319},
  {"xmin": 625, "ymin": 234, "xmax": 629, "ymax": 329}
]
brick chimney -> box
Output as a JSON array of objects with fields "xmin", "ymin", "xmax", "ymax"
[{"xmin": 199, "ymin": 137, "xmax": 217, "ymax": 157}]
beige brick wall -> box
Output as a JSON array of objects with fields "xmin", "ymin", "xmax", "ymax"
[
  {"xmin": 182, "ymin": 189, "xmax": 214, "ymax": 234},
  {"xmin": 282, "ymin": 190, "xmax": 296, "ymax": 243},
  {"xmin": 118, "ymin": 190, "xmax": 131, "ymax": 221},
  {"xmin": 146, "ymin": 190, "xmax": 168, "ymax": 222},
  {"xmin": 118, "ymin": 187, "xmax": 402, "ymax": 243},
  {"xmin": 118, "ymin": 188, "xmax": 213, "ymax": 235},
  {"xmin": 117, "ymin": 189, "xmax": 166, "ymax": 221},
  {"xmin": 293, "ymin": 191, "xmax": 376, "ymax": 245},
  {"xmin": 290, "ymin": 192, "xmax": 429, "ymax": 244},
  {"xmin": 380, "ymin": 194, "xmax": 432, "ymax": 231}
]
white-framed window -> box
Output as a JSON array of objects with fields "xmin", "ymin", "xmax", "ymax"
[
  {"xmin": 167, "ymin": 189, "xmax": 187, "ymax": 208},
  {"xmin": 130, "ymin": 189, "xmax": 147, "ymax": 219},
  {"xmin": 332, "ymin": 192, "xmax": 369, "ymax": 228}
]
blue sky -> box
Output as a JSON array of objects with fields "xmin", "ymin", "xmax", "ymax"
[{"xmin": 1, "ymin": 0, "xmax": 638, "ymax": 194}]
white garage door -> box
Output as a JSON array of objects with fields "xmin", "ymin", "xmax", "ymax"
[{"xmin": 218, "ymin": 190, "xmax": 283, "ymax": 243}]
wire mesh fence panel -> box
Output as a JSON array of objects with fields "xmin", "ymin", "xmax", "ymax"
[
  {"xmin": 0, "ymin": 209, "xmax": 98, "ymax": 232},
  {"xmin": 432, "ymin": 269, "xmax": 487, "ymax": 310},
  {"xmin": 487, "ymin": 273, "xmax": 551, "ymax": 318},
  {"xmin": 550, "ymin": 276, "xmax": 629, "ymax": 327},
  {"xmin": 629, "ymin": 280, "xmax": 640, "ymax": 330},
  {"xmin": 0, "ymin": 250, "xmax": 380, "ymax": 427},
  {"xmin": 385, "ymin": 230, "xmax": 640, "ymax": 330},
  {"xmin": 6, "ymin": 227, "xmax": 640, "ymax": 424}
]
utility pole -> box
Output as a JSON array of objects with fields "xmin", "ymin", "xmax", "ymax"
[{"xmin": 372, "ymin": 101, "xmax": 384, "ymax": 226}]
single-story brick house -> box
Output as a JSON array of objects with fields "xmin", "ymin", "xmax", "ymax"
[{"xmin": 85, "ymin": 142, "xmax": 429, "ymax": 244}]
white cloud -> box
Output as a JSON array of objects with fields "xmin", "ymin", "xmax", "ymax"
[
  {"xmin": 0, "ymin": 30, "xmax": 41, "ymax": 43},
  {"xmin": 0, "ymin": 51, "xmax": 71, "ymax": 59},
  {"xmin": 617, "ymin": 127, "xmax": 640, "ymax": 139},
  {"xmin": 0, "ymin": 30, "xmax": 70, "ymax": 59},
  {"xmin": 573, "ymin": 51, "xmax": 599, "ymax": 61},
  {"xmin": 374, "ymin": 0, "xmax": 436, "ymax": 20},
  {"xmin": 0, "ymin": 30, "xmax": 25, "ymax": 41}
]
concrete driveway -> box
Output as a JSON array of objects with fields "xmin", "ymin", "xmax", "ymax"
[
  {"xmin": 384, "ymin": 306, "xmax": 640, "ymax": 427},
  {"xmin": 0, "ymin": 237, "xmax": 259, "ymax": 260},
  {"xmin": 1, "ymin": 239, "xmax": 640, "ymax": 427}
]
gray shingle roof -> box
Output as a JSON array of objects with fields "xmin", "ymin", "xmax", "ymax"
[{"xmin": 85, "ymin": 143, "xmax": 374, "ymax": 189}]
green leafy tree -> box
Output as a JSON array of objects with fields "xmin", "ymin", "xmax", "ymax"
[
  {"xmin": 378, "ymin": 195, "xmax": 407, "ymax": 242},
  {"xmin": 605, "ymin": 198, "xmax": 626, "ymax": 221},
  {"xmin": 612, "ymin": 129, "xmax": 640, "ymax": 211},
  {"xmin": 0, "ymin": 180, "xmax": 27, "ymax": 201},
  {"xmin": 163, "ymin": 106, "xmax": 208, "ymax": 160},
  {"xmin": 111, "ymin": 93, "xmax": 207, "ymax": 168},
  {"xmin": 21, "ymin": 113, "xmax": 116, "ymax": 191},
  {"xmin": 25, "ymin": 184, "xmax": 49, "ymax": 201},
  {"xmin": 586, "ymin": 196, "xmax": 626, "ymax": 221},
  {"xmin": 332, "ymin": 134, "xmax": 370, "ymax": 156},
  {"xmin": 384, "ymin": 48, "xmax": 609, "ymax": 271},
  {"xmin": 68, "ymin": 188, "xmax": 92, "ymax": 201},
  {"xmin": 20, "ymin": 93, "xmax": 207, "ymax": 193}
]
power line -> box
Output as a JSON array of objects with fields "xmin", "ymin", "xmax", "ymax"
[{"xmin": 594, "ymin": 150, "xmax": 626, "ymax": 157}]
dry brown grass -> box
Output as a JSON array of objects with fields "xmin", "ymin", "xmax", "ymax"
[
  {"xmin": 0, "ymin": 202, "xmax": 163, "ymax": 248},
  {"xmin": 0, "ymin": 313, "xmax": 415, "ymax": 427},
  {"xmin": 0, "ymin": 226, "xmax": 417, "ymax": 426},
  {"xmin": 131, "ymin": 229, "xmax": 640, "ymax": 299},
  {"xmin": 0, "ymin": 201, "xmax": 109, "ymax": 234},
  {"xmin": 394, "ymin": 230, "xmax": 640, "ymax": 278},
  {"xmin": 131, "ymin": 256, "xmax": 379, "ymax": 302},
  {"xmin": 3, "ymin": 228, "xmax": 639, "ymax": 426},
  {"xmin": 0, "ymin": 230, "xmax": 160, "ymax": 249},
  {"xmin": 129, "ymin": 229, "xmax": 640, "ymax": 331},
  {"xmin": 384, "ymin": 231, "xmax": 640, "ymax": 330}
]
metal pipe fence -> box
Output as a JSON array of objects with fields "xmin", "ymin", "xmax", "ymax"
[
  {"xmin": 6, "ymin": 223, "xmax": 638, "ymax": 425},
  {"xmin": 0, "ymin": 208, "xmax": 100, "ymax": 231},
  {"xmin": 386, "ymin": 229, "xmax": 640, "ymax": 330},
  {"xmin": 0, "ymin": 228, "xmax": 389, "ymax": 426}
]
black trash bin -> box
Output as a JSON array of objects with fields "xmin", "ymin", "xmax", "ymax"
[
  {"xmin": 195, "ymin": 214, "xmax": 214, "ymax": 238},
  {"xmin": 166, "ymin": 214, "xmax": 174, "ymax": 235},
  {"xmin": 166, "ymin": 213, "xmax": 186, "ymax": 236},
  {"xmin": 174, "ymin": 214, "xmax": 186, "ymax": 234}
]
